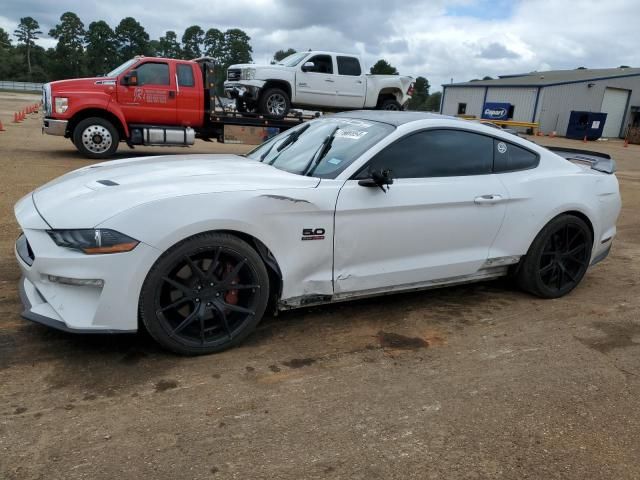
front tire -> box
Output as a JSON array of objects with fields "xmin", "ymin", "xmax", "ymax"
[
  {"xmin": 72, "ymin": 117, "xmax": 119, "ymax": 159},
  {"xmin": 517, "ymin": 214, "xmax": 592, "ymax": 298},
  {"xmin": 140, "ymin": 233, "xmax": 270, "ymax": 355},
  {"xmin": 258, "ymin": 88, "xmax": 290, "ymax": 119}
]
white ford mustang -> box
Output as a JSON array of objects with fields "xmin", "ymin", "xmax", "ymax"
[{"xmin": 15, "ymin": 111, "xmax": 621, "ymax": 355}]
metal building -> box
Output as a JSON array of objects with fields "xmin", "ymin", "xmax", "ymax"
[{"xmin": 440, "ymin": 67, "xmax": 640, "ymax": 138}]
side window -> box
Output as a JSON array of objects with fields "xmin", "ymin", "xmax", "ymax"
[
  {"xmin": 337, "ymin": 56, "xmax": 361, "ymax": 76},
  {"xmin": 493, "ymin": 140, "xmax": 539, "ymax": 172},
  {"xmin": 361, "ymin": 129, "xmax": 493, "ymax": 179},
  {"xmin": 136, "ymin": 62, "xmax": 170, "ymax": 86},
  {"xmin": 306, "ymin": 55, "xmax": 333, "ymax": 74},
  {"xmin": 177, "ymin": 64, "xmax": 195, "ymax": 87},
  {"xmin": 457, "ymin": 103, "xmax": 467, "ymax": 115}
]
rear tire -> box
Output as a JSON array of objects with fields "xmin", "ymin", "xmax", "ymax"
[
  {"xmin": 72, "ymin": 117, "xmax": 119, "ymax": 159},
  {"xmin": 140, "ymin": 233, "xmax": 270, "ymax": 355},
  {"xmin": 258, "ymin": 88, "xmax": 290, "ymax": 119},
  {"xmin": 379, "ymin": 98, "xmax": 402, "ymax": 111},
  {"xmin": 517, "ymin": 214, "xmax": 592, "ymax": 298}
]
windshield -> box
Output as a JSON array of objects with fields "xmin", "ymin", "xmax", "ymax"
[
  {"xmin": 107, "ymin": 59, "xmax": 138, "ymax": 77},
  {"xmin": 278, "ymin": 52, "xmax": 309, "ymax": 67},
  {"xmin": 246, "ymin": 118, "xmax": 395, "ymax": 178}
]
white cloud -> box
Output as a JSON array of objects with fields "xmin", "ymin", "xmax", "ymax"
[{"xmin": 1, "ymin": 0, "xmax": 637, "ymax": 90}]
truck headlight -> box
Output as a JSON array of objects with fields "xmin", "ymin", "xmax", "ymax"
[
  {"xmin": 47, "ymin": 229, "xmax": 139, "ymax": 254},
  {"xmin": 241, "ymin": 68, "xmax": 256, "ymax": 80},
  {"xmin": 54, "ymin": 97, "xmax": 69, "ymax": 113}
]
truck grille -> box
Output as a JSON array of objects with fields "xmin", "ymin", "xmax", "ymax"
[{"xmin": 227, "ymin": 69, "xmax": 241, "ymax": 81}]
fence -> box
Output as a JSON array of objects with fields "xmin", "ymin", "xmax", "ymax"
[{"xmin": 0, "ymin": 81, "xmax": 43, "ymax": 92}]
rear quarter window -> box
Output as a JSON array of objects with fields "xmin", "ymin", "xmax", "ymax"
[
  {"xmin": 493, "ymin": 140, "xmax": 540, "ymax": 172},
  {"xmin": 177, "ymin": 64, "xmax": 195, "ymax": 87}
]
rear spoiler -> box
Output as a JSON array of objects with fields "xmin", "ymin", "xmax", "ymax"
[{"xmin": 547, "ymin": 147, "xmax": 616, "ymax": 174}]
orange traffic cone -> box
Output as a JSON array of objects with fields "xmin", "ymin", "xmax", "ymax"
[
  {"xmin": 549, "ymin": 130, "xmax": 557, "ymax": 138},
  {"xmin": 624, "ymin": 138, "xmax": 629, "ymax": 148},
  {"xmin": 0, "ymin": 119, "xmax": 5, "ymax": 131},
  {"xmin": 13, "ymin": 112, "xmax": 21, "ymax": 123}
]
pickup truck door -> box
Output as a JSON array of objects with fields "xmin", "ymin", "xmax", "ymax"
[
  {"xmin": 333, "ymin": 129, "xmax": 508, "ymax": 295},
  {"xmin": 175, "ymin": 63, "xmax": 202, "ymax": 127},
  {"xmin": 334, "ymin": 56, "xmax": 366, "ymax": 108},
  {"xmin": 116, "ymin": 60, "xmax": 177, "ymax": 125},
  {"xmin": 294, "ymin": 54, "xmax": 337, "ymax": 108}
]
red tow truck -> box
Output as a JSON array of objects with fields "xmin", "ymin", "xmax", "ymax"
[{"xmin": 41, "ymin": 56, "xmax": 308, "ymax": 158}]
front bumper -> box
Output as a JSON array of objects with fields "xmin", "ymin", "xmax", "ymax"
[
  {"xmin": 42, "ymin": 118, "xmax": 68, "ymax": 136},
  {"xmin": 14, "ymin": 195, "xmax": 161, "ymax": 333},
  {"xmin": 223, "ymin": 81, "xmax": 263, "ymax": 100}
]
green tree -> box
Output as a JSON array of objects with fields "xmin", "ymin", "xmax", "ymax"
[
  {"xmin": 48, "ymin": 12, "xmax": 86, "ymax": 78},
  {"xmin": 407, "ymin": 76, "xmax": 430, "ymax": 110},
  {"xmin": 425, "ymin": 91, "xmax": 442, "ymax": 112},
  {"xmin": 85, "ymin": 21, "xmax": 118, "ymax": 75},
  {"xmin": 0, "ymin": 27, "xmax": 11, "ymax": 49},
  {"xmin": 182, "ymin": 25, "xmax": 204, "ymax": 59},
  {"xmin": 223, "ymin": 28, "xmax": 252, "ymax": 66},
  {"xmin": 114, "ymin": 17, "xmax": 150, "ymax": 62},
  {"xmin": 370, "ymin": 59, "xmax": 398, "ymax": 75},
  {"xmin": 157, "ymin": 30, "xmax": 182, "ymax": 58},
  {"xmin": 14, "ymin": 17, "xmax": 42, "ymax": 78},
  {"xmin": 204, "ymin": 28, "xmax": 224, "ymax": 60},
  {"xmin": 482, "ymin": 76, "xmax": 493, "ymax": 80},
  {"xmin": 272, "ymin": 48, "xmax": 296, "ymax": 64}
]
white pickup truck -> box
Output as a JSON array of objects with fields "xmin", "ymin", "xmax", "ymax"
[{"xmin": 224, "ymin": 51, "xmax": 414, "ymax": 119}]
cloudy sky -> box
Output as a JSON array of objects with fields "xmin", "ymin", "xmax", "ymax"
[{"xmin": 0, "ymin": 0, "xmax": 637, "ymax": 90}]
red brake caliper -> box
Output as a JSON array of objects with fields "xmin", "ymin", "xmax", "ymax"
[{"xmin": 223, "ymin": 263, "xmax": 239, "ymax": 305}]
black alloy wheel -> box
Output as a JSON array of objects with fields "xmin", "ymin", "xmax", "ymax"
[
  {"xmin": 517, "ymin": 214, "xmax": 592, "ymax": 298},
  {"xmin": 141, "ymin": 233, "xmax": 270, "ymax": 355}
]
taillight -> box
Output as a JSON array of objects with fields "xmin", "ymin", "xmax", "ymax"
[{"xmin": 407, "ymin": 83, "xmax": 415, "ymax": 96}]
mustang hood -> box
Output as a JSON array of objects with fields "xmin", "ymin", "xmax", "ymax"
[{"xmin": 32, "ymin": 154, "xmax": 320, "ymax": 228}]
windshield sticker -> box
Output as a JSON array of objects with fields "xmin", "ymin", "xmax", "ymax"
[
  {"xmin": 335, "ymin": 129, "xmax": 368, "ymax": 140},
  {"xmin": 327, "ymin": 157, "xmax": 342, "ymax": 165},
  {"xmin": 337, "ymin": 119, "xmax": 373, "ymax": 128},
  {"xmin": 497, "ymin": 142, "xmax": 507, "ymax": 154}
]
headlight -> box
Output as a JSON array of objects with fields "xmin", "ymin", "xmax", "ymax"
[
  {"xmin": 241, "ymin": 68, "xmax": 256, "ymax": 80},
  {"xmin": 47, "ymin": 229, "xmax": 139, "ymax": 254},
  {"xmin": 54, "ymin": 97, "xmax": 68, "ymax": 113}
]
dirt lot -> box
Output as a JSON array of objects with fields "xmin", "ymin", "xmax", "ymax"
[{"xmin": 0, "ymin": 92, "xmax": 639, "ymax": 479}]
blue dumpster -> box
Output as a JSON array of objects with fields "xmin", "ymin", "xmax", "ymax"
[{"xmin": 566, "ymin": 111, "xmax": 608, "ymax": 140}]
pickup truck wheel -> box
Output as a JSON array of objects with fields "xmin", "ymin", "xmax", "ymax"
[
  {"xmin": 380, "ymin": 99, "xmax": 402, "ymax": 111},
  {"xmin": 73, "ymin": 117, "xmax": 119, "ymax": 159},
  {"xmin": 259, "ymin": 88, "xmax": 290, "ymax": 119}
]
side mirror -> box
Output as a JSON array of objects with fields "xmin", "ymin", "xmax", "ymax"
[
  {"xmin": 358, "ymin": 169, "xmax": 394, "ymax": 193},
  {"xmin": 122, "ymin": 70, "xmax": 139, "ymax": 86},
  {"xmin": 302, "ymin": 61, "xmax": 315, "ymax": 72}
]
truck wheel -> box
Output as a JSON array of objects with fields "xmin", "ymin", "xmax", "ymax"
[
  {"xmin": 379, "ymin": 98, "xmax": 402, "ymax": 111},
  {"xmin": 259, "ymin": 88, "xmax": 290, "ymax": 119},
  {"xmin": 73, "ymin": 117, "xmax": 119, "ymax": 159}
]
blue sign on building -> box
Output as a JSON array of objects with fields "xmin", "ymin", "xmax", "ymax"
[{"xmin": 482, "ymin": 102, "xmax": 511, "ymax": 120}]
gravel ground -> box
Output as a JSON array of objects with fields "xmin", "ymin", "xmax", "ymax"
[{"xmin": 1, "ymin": 92, "xmax": 639, "ymax": 480}]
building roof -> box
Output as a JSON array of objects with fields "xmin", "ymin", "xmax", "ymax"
[
  {"xmin": 446, "ymin": 67, "xmax": 640, "ymax": 88},
  {"xmin": 333, "ymin": 110, "xmax": 458, "ymax": 126}
]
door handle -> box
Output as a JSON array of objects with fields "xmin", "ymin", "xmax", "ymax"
[
  {"xmin": 474, "ymin": 194, "xmax": 503, "ymax": 205},
  {"xmin": 325, "ymin": 79, "xmax": 335, "ymax": 83},
  {"xmin": 169, "ymin": 91, "xmax": 176, "ymax": 99}
]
